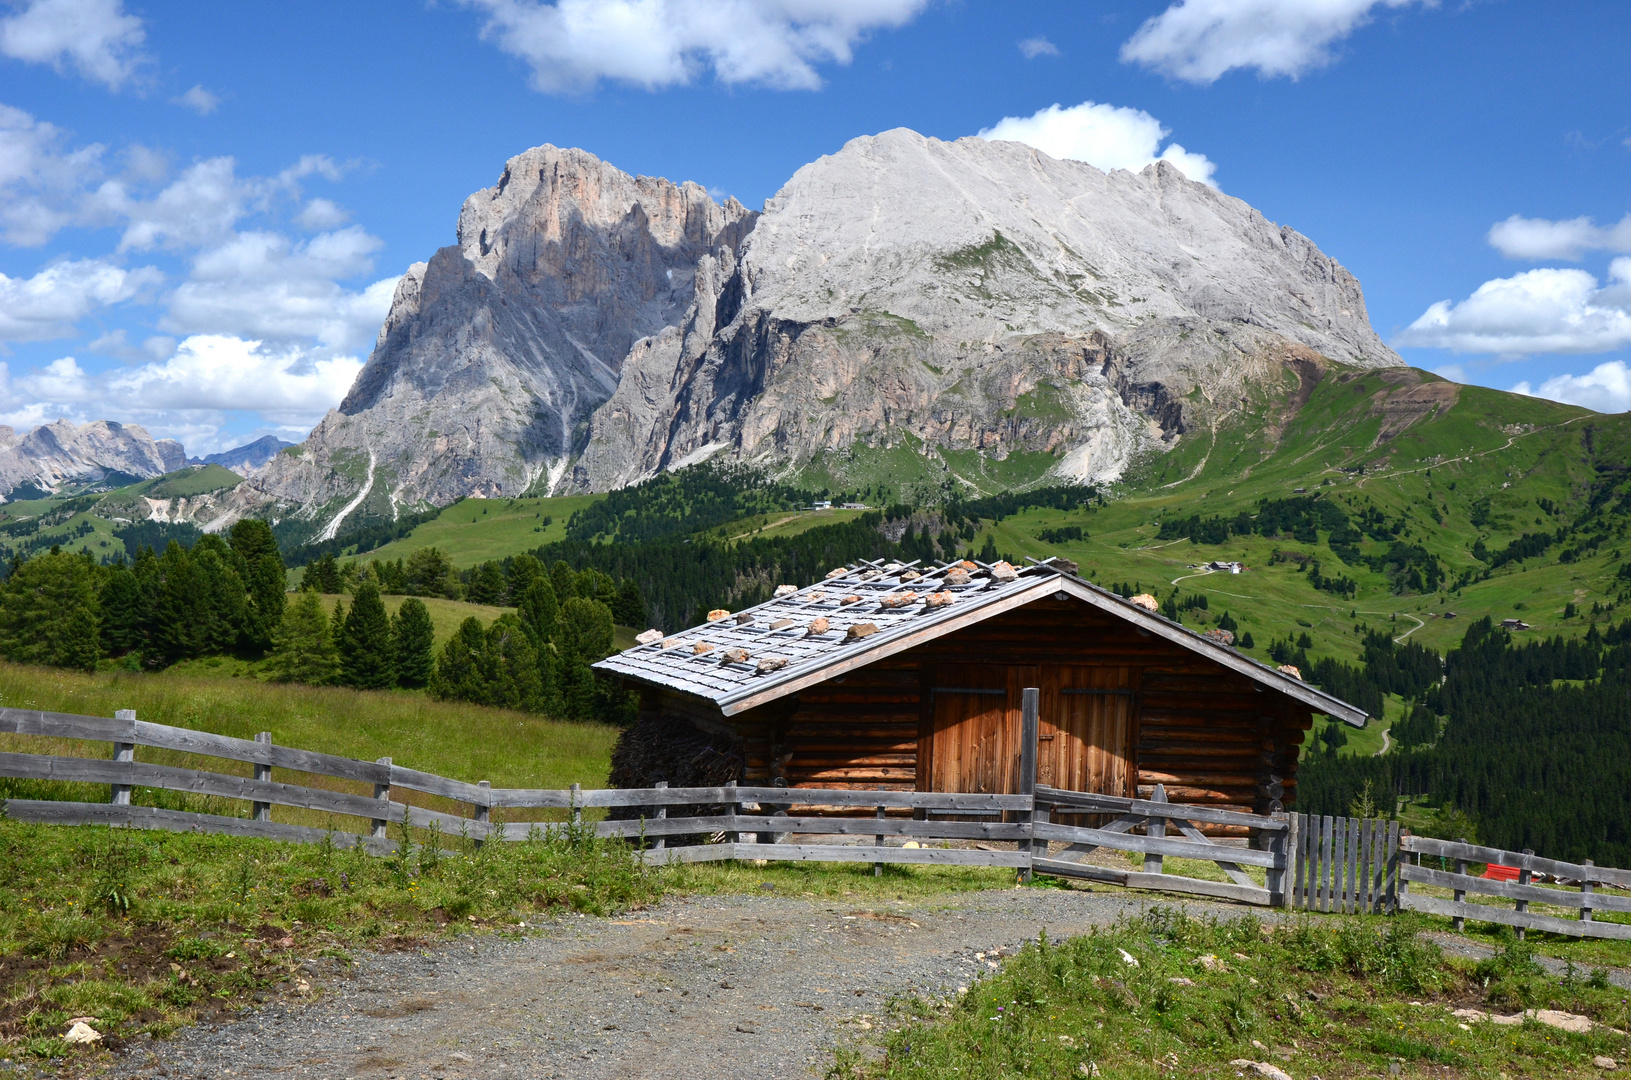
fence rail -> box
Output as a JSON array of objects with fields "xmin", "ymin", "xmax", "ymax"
[
  {"xmin": 1396, "ymin": 835, "xmax": 1631, "ymax": 941},
  {"xmin": 4, "ymin": 705, "xmax": 1629, "ymax": 931}
]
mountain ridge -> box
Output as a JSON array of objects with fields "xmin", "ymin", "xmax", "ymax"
[{"xmin": 207, "ymin": 129, "xmax": 1405, "ymax": 537}]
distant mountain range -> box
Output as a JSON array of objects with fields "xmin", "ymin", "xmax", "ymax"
[
  {"xmin": 190, "ymin": 436, "xmax": 294, "ymax": 473},
  {"xmin": 0, "ymin": 424, "xmax": 292, "ymax": 504}
]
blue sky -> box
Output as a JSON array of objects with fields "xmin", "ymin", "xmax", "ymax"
[{"xmin": 0, "ymin": 0, "xmax": 1627, "ymax": 455}]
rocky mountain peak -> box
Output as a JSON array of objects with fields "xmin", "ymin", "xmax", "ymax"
[
  {"xmin": 247, "ymin": 128, "xmax": 1402, "ymax": 538},
  {"xmin": 249, "ymin": 143, "xmax": 755, "ymax": 539}
]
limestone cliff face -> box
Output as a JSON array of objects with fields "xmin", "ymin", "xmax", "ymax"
[
  {"xmin": 247, "ymin": 144, "xmax": 755, "ymax": 538},
  {"xmin": 575, "ymin": 129, "xmax": 1400, "ymax": 491},
  {"xmin": 253, "ymin": 129, "xmax": 1401, "ymax": 528},
  {"xmin": 0, "ymin": 420, "xmax": 186, "ymax": 499}
]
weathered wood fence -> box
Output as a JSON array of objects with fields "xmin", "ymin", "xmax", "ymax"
[
  {"xmin": 1397, "ymin": 835, "xmax": 1631, "ymax": 941},
  {"xmin": 3, "ymin": 705, "xmax": 1629, "ymax": 935}
]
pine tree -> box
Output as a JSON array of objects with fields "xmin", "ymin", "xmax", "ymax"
[
  {"xmin": 98, "ymin": 562, "xmax": 145, "ymax": 657},
  {"xmin": 467, "ymin": 562, "xmax": 507, "ymax": 605},
  {"xmin": 190, "ymin": 535, "xmax": 247, "ymax": 655},
  {"xmin": 611, "ymin": 578, "xmax": 645, "ymax": 626},
  {"xmin": 338, "ymin": 582, "xmax": 395, "ymax": 689},
  {"xmin": 549, "ymin": 560, "xmax": 576, "ymax": 604},
  {"xmin": 391, "ymin": 597, "xmax": 435, "ymax": 688},
  {"xmin": 430, "ymin": 617, "xmax": 487, "ymax": 702},
  {"xmin": 977, "ymin": 534, "xmax": 999, "ymax": 563},
  {"xmin": 0, "ymin": 550, "xmax": 102, "ymax": 671},
  {"xmin": 517, "ymin": 578, "xmax": 559, "ymax": 646},
  {"xmin": 556, "ymin": 597, "xmax": 615, "ymax": 721},
  {"xmin": 265, "ymin": 589, "xmax": 340, "ymax": 684},
  {"xmin": 506, "ymin": 554, "xmax": 543, "ymax": 597},
  {"xmin": 304, "ymin": 553, "xmax": 343, "ymax": 594},
  {"xmin": 478, "ymin": 614, "xmax": 543, "ymax": 711},
  {"xmin": 149, "ymin": 541, "xmax": 202, "ymax": 664},
  {"xmin": 405, "ymin": 547, "xmax": 459, "ymax": 598},
  {"xmin": 229, "ymin": 518, "xmax": 286, "ymax": 653}
]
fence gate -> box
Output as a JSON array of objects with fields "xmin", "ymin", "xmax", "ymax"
[{"xmin": 1288, "ymin": 814, "xmax": 1400, "ymax": 913}]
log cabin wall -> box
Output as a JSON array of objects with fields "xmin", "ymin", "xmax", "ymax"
[{"xmin": 670, "ymin": 597, "xmax": 1319, "ymax": 816}]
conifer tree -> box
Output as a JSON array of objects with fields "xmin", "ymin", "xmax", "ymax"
[
  {"xmin": 556, "ymin": 596, "xmax": 615, "ymax": 721},
  {"xmin": 517, "ymin": 577, "xmax": 559, "ymax": 646},
  {"xmin": 189, "ymin": 535, "xmax": 247, "ymax": 655},
  {"xmin": 405, "ymin": 547, "xmax": 459, "ymax": 598},
  {"xmin": 611, "ymin": 578, "xmax": 645, "ymax": 626},
  {"xmin": 98, "ymin": 562, "xmax": 145, "ymax": 657},
  {"xmin": 391, "ymin": 597, "xmax": 435, "ymax": 688},
  {"xmin": 430, "ymin": 617, "xmax": 487, "ymax": 702},
  {"xmin": 467, "ymin": 561, "xmax": 506, "ymax": 605},
  {"xmin": 338, "ymin": 582, "xmax": 395, "ymax": 689},
  {"xmin": 265, "ymin": 589, "xmax": 340, "ymax": 684},
  {"xmin": 0, "ymin": 550, "xmax": 102, "ymax": 671},
  {"xmin": 479, "ymin": 614, "xmax": 543, "ymax": 711},
  {"xmin": 229, "ymin": 518, "xmax": 286, "ymax": 653},
  {"xmin": 304, "ymin": 553, "xmax": 343, "ymax": 594},
  {"xmin": 549, "ymin": 560, "xmax": 576, "ymax": 605},
  {"xmin": 506, "ymin": 554, "xmax": 543, "ymax": 597}
]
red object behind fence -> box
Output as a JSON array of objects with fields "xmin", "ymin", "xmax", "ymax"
[{"xmin": 1482, "ymin": 863, "xmax": 1520, "ymax": 881}]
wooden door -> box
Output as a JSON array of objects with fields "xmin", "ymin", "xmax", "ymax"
[
  {"xmin": 926, "ymin": 666, "xmax": 1037, "ymax": 794},
  {"xmin": 1038, "ymin": 666, "xmax": 1134, "ymax": 797}
]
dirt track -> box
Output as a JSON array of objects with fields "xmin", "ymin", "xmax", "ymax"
[{"xmin": 109, "ymin": 886, "xmax": 1181, "ymax": 1080}]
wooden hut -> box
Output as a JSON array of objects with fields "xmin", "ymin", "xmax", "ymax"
[{"xmin": 595, "ymin": 559, "xmax": 1366, "ymax": 817}]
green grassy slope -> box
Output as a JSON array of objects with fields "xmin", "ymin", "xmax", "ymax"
[{"xmin": 360, "ymin": 494, "xmax": 602, "ymax": 567}]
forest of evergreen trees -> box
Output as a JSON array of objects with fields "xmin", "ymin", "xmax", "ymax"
[
  {"xmin": 1299, "ymin": 617, "xmax": 1631, "ymax": 866},
  {"xmin": 0, "ymin": 527, "xmax": 636, "ymax": 724}
]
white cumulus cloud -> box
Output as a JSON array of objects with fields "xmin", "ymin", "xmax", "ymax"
[
  {"xmin": 0, "ymin": 103, "xmax": 105, "ymax": 245},
  {"xmin": 1018, "ymin": 36, "xmax": 1059, "ymax": 59},
  {"xmin": 1512, "ymin": 361, "xmax": 1631, "ymax": 415},
  {"xmin": 461, "ymin": 0, "xmax": 928, "ymax": 92},
  {"xmin": 1398, "ymin": 258, "xmax": 1631, "ymax": 356},
  {"xmin": 163, "ymin": 227, "xmax": 395, "ymax": 353},
  {"xmin": 978, "ymin": 100, "xmax": 1218, "ymax": 187},
  {"xmin": 0, "ymin": 258, "xmax": 162, "ymax": 342},
  {"xmin": 1487, "ymin": 213, "xmax": 1631, "ymax": 261},
  {"xmin": 1, "ymin": 335, "xmax": 368, "ymax": 443},
  {"xmin": 105, "ymin": 335, "xmax": 365, "ymax": 423},
  {"xmin": 172, "ymin": 85, "xmax": 220, "ymax": 115},
  {"xmin": 0, "ymin": 0, "xmax": 147, "ymax": 89},
  {"xmin": 1120, "ymin": 0, "xmax": 1427, "ymax": 84}
]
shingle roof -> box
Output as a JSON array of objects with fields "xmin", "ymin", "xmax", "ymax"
[{"xmin": 594, "ymin": 557, "xmax": 1369, "ymax": 725}]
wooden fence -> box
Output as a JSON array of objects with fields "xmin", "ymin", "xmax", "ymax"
[
  {"xmin": 1397, "ymin": 835, "xmax": 1631, "ymax": 941},
  {"xmin": 4, "ymin": 704, "xmax": 1629, "ymax": 934}
]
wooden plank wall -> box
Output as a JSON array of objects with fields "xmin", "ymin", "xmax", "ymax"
[{"xmin": 696, "ymin": 598, "xmax": 1318, "ymax": 806}]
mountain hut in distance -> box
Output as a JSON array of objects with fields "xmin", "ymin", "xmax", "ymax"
[{"xmin": 595, "ymin": 559, "xmax": 1367, "ymax": 826}]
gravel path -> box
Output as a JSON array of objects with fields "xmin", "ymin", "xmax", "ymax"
[{"xmin": 109, "ymin": 886, "xmax": 1189, "ymax": 1080}]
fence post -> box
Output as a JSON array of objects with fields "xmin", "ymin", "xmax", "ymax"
[
  {"xmin": 1285, "ymin": 813, "xmax": 1303, "ymax": 909},
  {"xmin": 724, "ymin": 780, "xmax": 738, "ymax": 847},
  {"xmin": 570, "ymin": 782, "xmax": 583, "ymax": 828},
  {"xmin": 1267, "ymin": 814, "xmax": 1291, "ymax": 908},
  {"xmin": 1388, "ymin": 824, "xmax": 1404, "ymax": 914},
  {"xmin": 653, "ymin": 781, "xmax": 667, "ymax": 852},
  {"xmin": 1145, "ymin": 784, "xmax": 1167, "ymax": 876},
  {"xmin": 874, "ymin": 791, "xmax": 886, "ymax": 878},
  {"xmin": 1451, "ymin": 837, "xmax": 1468, "ymax": 931},
  {"xmin": 1581, "ymin": 859, "xmax": 1594, "ymax": 924},
  {"xmin": 474, "ymin": 780, "xmax": 490, "ymax": 848},
  {"xmin": 372, "ymin": 757, "xmax": 391, "ymax": 841},
  {"xmin": 252, "ymin": 732, "xmax": 272, "ymax": 823},
  {"xmin": 1018, "ymin": 687, "xmax": 1038, "ymax": 883},
  {"xmin": 110, "ymin": 709, "xmax": 136, "ymax": 807},
  {"xmin": 1515, "ymin": 848, "xmax": 1533, "ymax": 940}
]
